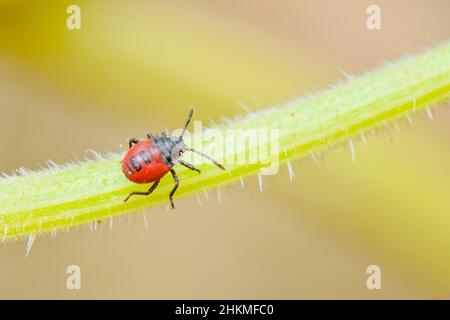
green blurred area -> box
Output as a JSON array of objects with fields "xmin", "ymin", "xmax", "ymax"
[
  {"xmin": 0, "ymin": 1, "xmax": 320, "ymax": 120},
  {"xmin": 1, "ymin": 0, "xmax": 450, "ymax": 298}
]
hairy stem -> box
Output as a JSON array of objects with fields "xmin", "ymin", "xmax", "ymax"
[{"xmin": 1, "ymin": 42, "xmax": 450, "ymax": 240}]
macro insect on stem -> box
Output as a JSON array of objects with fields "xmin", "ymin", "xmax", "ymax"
[{"xmin": 121, "ymin": 108, "xmax": 226, "ymax": 208}]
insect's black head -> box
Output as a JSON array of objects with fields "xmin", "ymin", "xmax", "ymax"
[{"xmin": 171, "ymin": 138, "xmax": 187, "ymax": 159}]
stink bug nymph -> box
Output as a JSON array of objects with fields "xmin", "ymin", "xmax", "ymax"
[{"xmin": 122, "ymin": 108, "xmax": 225, "ymax": 208}]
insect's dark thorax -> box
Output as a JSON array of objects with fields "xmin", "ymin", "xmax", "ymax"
[{"xmin": 150, "ymin": 135, "xmax": 179, "ymax": 167}]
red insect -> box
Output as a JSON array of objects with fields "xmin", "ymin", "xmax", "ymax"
[{"xmin": 122, "ymin": 108, "xmax": 225, "ymax": 208}]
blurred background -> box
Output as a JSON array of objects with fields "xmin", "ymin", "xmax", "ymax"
[{"xmin": 1, "ymin": 0, "xmax": 450, "ymax": 299}]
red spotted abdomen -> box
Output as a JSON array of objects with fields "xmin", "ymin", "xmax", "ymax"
[{"xmin": 122, "ymin": 139, "xmax": 171, "ymax": 184}]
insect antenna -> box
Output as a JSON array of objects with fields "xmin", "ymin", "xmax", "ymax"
[
  {"xmin": 185, "ymin": 148, "xmax": 226, "ymax": 170},
  {"xmin": 178, "ymin": 107, "xmax": 195, "ymax": 141}
]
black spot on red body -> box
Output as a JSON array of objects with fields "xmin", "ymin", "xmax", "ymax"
[{"xmin": 130, "ymin": 156, "xmax": 142, "ymax": 171}]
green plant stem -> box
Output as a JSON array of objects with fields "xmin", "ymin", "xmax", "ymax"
[{"xmin": 1, "ymin": 42, "xmax": 450, "ymax": 240}]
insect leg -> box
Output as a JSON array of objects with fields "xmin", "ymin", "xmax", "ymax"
[
  {"xmin": 178, "ymin": 160, "xmax": 201, "ymax": 173},
  {"xmin": 124, "ymin": 180, "xmax": 160, "ymax": 202},
  {"xmin": 128, "ymin": 138, "xmax": 140, "ymax": 149},
  {"xmin": 169, "ymin": 168, "xmax": 179, "ymax": 209}
]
